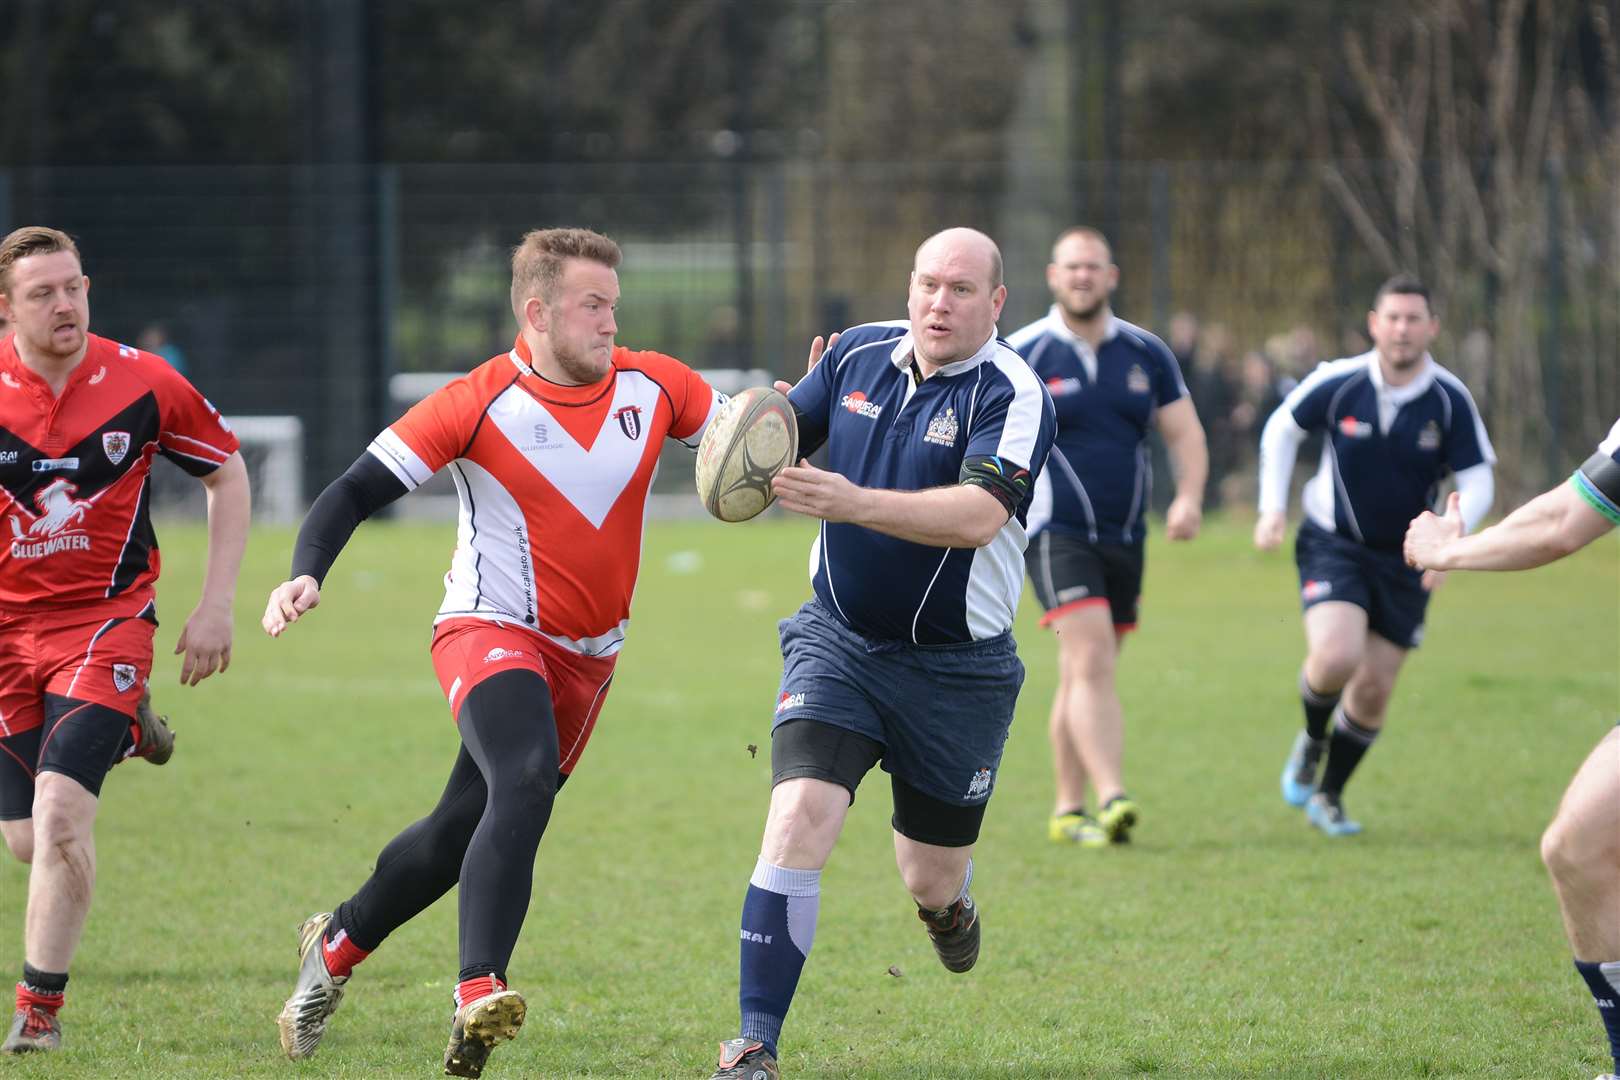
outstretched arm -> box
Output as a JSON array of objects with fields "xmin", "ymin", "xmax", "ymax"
[
  {"xmin": 175, "ymin": 451, "xmax": 251, "ymax": 685},
  {"xmin": 262, "ymin": 453, "xmax": 408, "ymax": 636},
  {"xmin": 1406, "ymin": 484, "xmax": 1614, "ymax": 572}
]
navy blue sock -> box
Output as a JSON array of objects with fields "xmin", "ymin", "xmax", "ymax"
[
  {"xmin": 1575, "ymin": 959, "xmax": 1620, "ymax": 1076},
  {"xmin": 1318, "ymin": 706, "xmax": 1378, "ymax": 797},
  {"xmin": 737, "ymin": 859, "xmax": 820, "ymax": 1059},
  {"xmin": 1299, "ymin": 670, "xmax": 1340, "ymax": 742}
]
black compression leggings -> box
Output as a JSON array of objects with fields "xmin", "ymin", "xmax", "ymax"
[{"xmin": 332, "ymin": 669, "xmax": 563, "ymax": 982}]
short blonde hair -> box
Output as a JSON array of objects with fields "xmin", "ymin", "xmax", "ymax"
[
  {"xmin": 0, "ymin": 227, "xmax": 80, "ymax": 295},
  {"xmin": 510, "ymin": 228, "xmax": 622, "ymax": 319}
]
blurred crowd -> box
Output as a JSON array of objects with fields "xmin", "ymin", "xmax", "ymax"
[{"xmin": 1164, "ymin": 312, "xmax": 1364, "ymax": 511}]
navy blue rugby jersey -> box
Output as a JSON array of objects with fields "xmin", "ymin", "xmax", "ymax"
[
  {"xmin": 787, "ymin": 321, "xmax": 1055, "ymax": 645},
  {"xmin": 1006, "ymin": 309, "xmax": 1187, "ymax": 545},
  {"xmin": 1267, "ymin": 352, "xmax": 1494, "ymax": 552}
]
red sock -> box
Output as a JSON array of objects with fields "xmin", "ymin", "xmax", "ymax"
[
  {"xmin": 453, "ymin": 974, "xmax": 506, "ymax": 1010},
  {"xmin": 320, "ymin": 927, "xmax": 371, "ymax": 980},
  {"xmin": 15, "ymin": 982, "xmax": 63, "ymax": 1016}
]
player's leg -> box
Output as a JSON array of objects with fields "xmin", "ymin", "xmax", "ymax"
[
  {"xmin": 1027, "ymin": 531, "xmax": 1109, "ymax": 845},
  {"xmin": 712, "ymin": 602, "xmax": 881, "ymax": 1080},
  {"xmin": 1282, "ymin": 523, "xmax": 1370, "ymax": 806},
  {"xmin": 892, "ymin": 781, "xmax": 984, "ymax": 974},
  {"xmin": 278, "ymin": 741, "xmax": 487, "ymax": 1059},
  {"xmin": 1307, "ymin": 632, "xmax": 1407, "ymax": 836},
  {"xmin": 713, "ymin": 725, "xmax": 871, "ymax": 1080},
  {"xmin": 1282, "ymin": 600, "xmax": 1367, "ymax": 807},
  {"xmin": 0, "ymin": 726, "xmax": 43, "ymax": 865},
  {"xmin": 441, "ymin": 667, "xmax": 560, "ymax": 1079},
  {"xmin": 4, "ymin": 696, "xmax": 134, "ymax": 1055},
  {"xmin": 1050, "ymin": 605, "xmax": 1129, "ymax": 837},
  {"xmin": 882, "ymin": 626, "xmax": 1022, "ymax": 974},
  {"xmin": 1091, "ymin": 541, "xmax": 1143, "ymax": 843},
  {"xmin": 1541, "ymin": 727, "xmax": 1620, "ymax": 1079}
]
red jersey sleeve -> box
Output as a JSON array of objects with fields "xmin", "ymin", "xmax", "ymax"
[
  {"xmin": 367, "ymin": 364, "xmax": 507, "ymax": 490},
  {"xmin": 141, "ymin": 353, "xmax": 241, "ymax": 477}
]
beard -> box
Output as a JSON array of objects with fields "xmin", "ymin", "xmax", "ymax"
[
  {"xmin": 549, "ymin": 336, "xmax": 610, "ymax": 385},
  {"xmin": 1060, "ymin": 295, "xmax": 1107, "ymax": 322}
]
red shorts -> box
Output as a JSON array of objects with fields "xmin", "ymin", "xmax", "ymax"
[
  {"xmin": 429, "ymin": 618, "xmax": 617, "ymax": 775},
  {"xmin": 0, "ymin": 602, "xmax": 156, "ymax": 737}
]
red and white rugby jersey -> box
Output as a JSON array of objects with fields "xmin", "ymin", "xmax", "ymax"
[
  {"xmin": 0, "ymin": 333, "xmax": 240, "ymax": 611},
  {"xmin": 367, "ymin": 338, "xmax": 721, "ymax": 657}
]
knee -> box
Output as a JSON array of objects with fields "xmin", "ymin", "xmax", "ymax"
[
  {"xmin": 1540, "ymin": 811, "xmax": 1612, "ymax": 883},
  {"xmin": 762, "ymin": 781, "xmax": 845, "ymax": 868},
  {"xmin": 492, "ymin": 758, "xmax": 558, "ymax": 818},
  {"xmin": 31, "ymin": 780, "xmax": 93, "ymax": 850},
  {"xmin": 1344, "ymin": 677, "xmax": 1393, "ymax": 722},
  {"xmin": 1306, "ymin": 643, "xmax": 1362, "ymax": 688},
  {"xmin": 1062, "ymin": 643, "xmax": 1116, "ymax": 686}
]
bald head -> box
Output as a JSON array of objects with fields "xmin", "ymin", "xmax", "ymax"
[
  {"xmin": 915, "ymin": 228, "xmax": 1003, "ymax": 292},
  {"xmin": 907, "ymin": 227, "xmax": 1008, "ymax": 371}
]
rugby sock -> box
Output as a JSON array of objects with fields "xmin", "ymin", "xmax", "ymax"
[
  {"xmin": 1575, "ymin": 959, "xmax": 1620, "ymax": 1075},
  {"xmin": 738, "ymin": 858, "xmax": 820, "ymax": 1059},
  {"xmin": 319, "ymin": 922, "xmax": 371, "ymax": 979},
  {"xmin": 17, "ymin": 964, "xmax": 66, "ymax": 1015},
  {"xmin": 453, "ymin": 974, "xmax": 507, "ymax": 1010},
  {"xmin": 1299, "ymin": 670, "xmax": 1340, "ymax": 742},
  {"xmin": 1318, "ymin": 706, "xmax": 1379, "ymax": 796}
]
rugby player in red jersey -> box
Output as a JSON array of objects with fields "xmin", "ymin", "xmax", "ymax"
[
  {"xmin": 0, "ymin": 227, "xmax": 250, "ymax": 1054},
  {"xmin": 265, "ymin": 227, "xmax": 724, "ymax": 1077}
]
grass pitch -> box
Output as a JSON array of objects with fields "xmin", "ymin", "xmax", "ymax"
[{"xmin": 0, "ymin": 515, "xmax": 1614, "ymax": 1078}]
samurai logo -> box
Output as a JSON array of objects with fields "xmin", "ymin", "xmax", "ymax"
[
  {"xmin": 615, "ymin": 405, "xmax": 644, "ymax": 441},
  {"xmin": 103, "ymin": 431, "xmax": 131, "ymax": 466}
]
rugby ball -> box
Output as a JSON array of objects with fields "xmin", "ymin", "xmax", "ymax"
[{"xmin": 695, "ymin": 387, "xmax": 798, "ymax": 522}]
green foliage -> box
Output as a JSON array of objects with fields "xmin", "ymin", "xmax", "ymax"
[{"xmin": 0, "ymin": 516, "xmax": 1613, "ymax": 1077}]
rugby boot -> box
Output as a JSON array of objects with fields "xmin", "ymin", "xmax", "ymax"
[
  {"xmin": 277, "ymin": 913, "xmax": 347, "ymax": 1059},
  {"xmin": 443, "ymin": 988, "xmax": 526, "ymax": 1078},
  {"xmin": 0, "ymin": 1005, "xmax": 60, "ymax": 1054},
  {"xmin": 135, "ymin": 686, "xmax": 175, "ymax": 765},
  {"xmin": 919, "ymin": 895, "xmax": 980, "ymax": 973},
  {"xmin": 1098, "ymin": 795, "xmax": 1139, "ymax": 844},
  {"xmin": 709, "ymin": 1038, "xmax": 779, "ymax": 1079},
  {"xmin": 1306, "ymin": 791, "xmax": 1363, "ymax": 837},
  {"xmin": 1281, "ymin": 730, "xmax": 1326, "ymax": 807},
  {"xmin": 1048, "ymin": 811, "xmax": 1107, "ymax": 848}
]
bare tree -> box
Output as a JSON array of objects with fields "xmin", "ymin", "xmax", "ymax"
[{"xmin": 1310, "ymin": 0, "xmax": 1618, "ymax": 498}]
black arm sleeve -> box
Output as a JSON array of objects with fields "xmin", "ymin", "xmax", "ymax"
[
  {"xmin": 1578, "ymin": 449, "xmax": 1620, "ymax": 507},
  {"xmin": 958, "ymin": 455, "xmax": 1030, "ymax": 518},
  {"xmin": 793, "ymin": 405, "xmax": 828, "ymax": 459},
  {"xmin": 290, "ymin": 451, "xmax": 411, "ymax": 585}
]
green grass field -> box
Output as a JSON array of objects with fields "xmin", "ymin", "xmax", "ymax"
[{"xmin": 0, "ymin": 515, "xmax": 1614, "ymax": 1078}]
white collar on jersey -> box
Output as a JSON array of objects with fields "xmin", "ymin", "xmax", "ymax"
[
  {"xmin": 1041, "ymin": 304, "xmax": 1117, "ymax": 384},
  {"xmin": 1363, "ymin": 348, "xmax": 1437, "ymax": 404},
  {"xmin": 1043, "ymin": 304, "xmax": 1119, "ymax": 348},
  {"xmin": 887, "ymin": 327, "xmax": 1000, "ymax": 378}
]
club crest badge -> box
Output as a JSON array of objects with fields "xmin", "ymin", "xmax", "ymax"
[
  {"xmin": 111, "ymin": 663, "xmax": 138, "ymax": 693},
  {"xmin": 615, "ymin": 405, "xmax": 644, "ymax": 441},
  {"xmin": 103, "ymin": 431, "xmax": 131, "ymax": 466}
]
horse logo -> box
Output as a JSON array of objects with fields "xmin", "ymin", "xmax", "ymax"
[{"xmin": 20, "ymin": 479, "xmax": 90, "ymax": 537}]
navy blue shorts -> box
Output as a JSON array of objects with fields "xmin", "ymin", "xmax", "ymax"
[
  {"xmin": 1294, "ymin": 521, "xmax": 1430, "ymax": 649},
  {"xmin": 770, "ymin": 601, "xmax": 1024, "ymax": 807}
]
